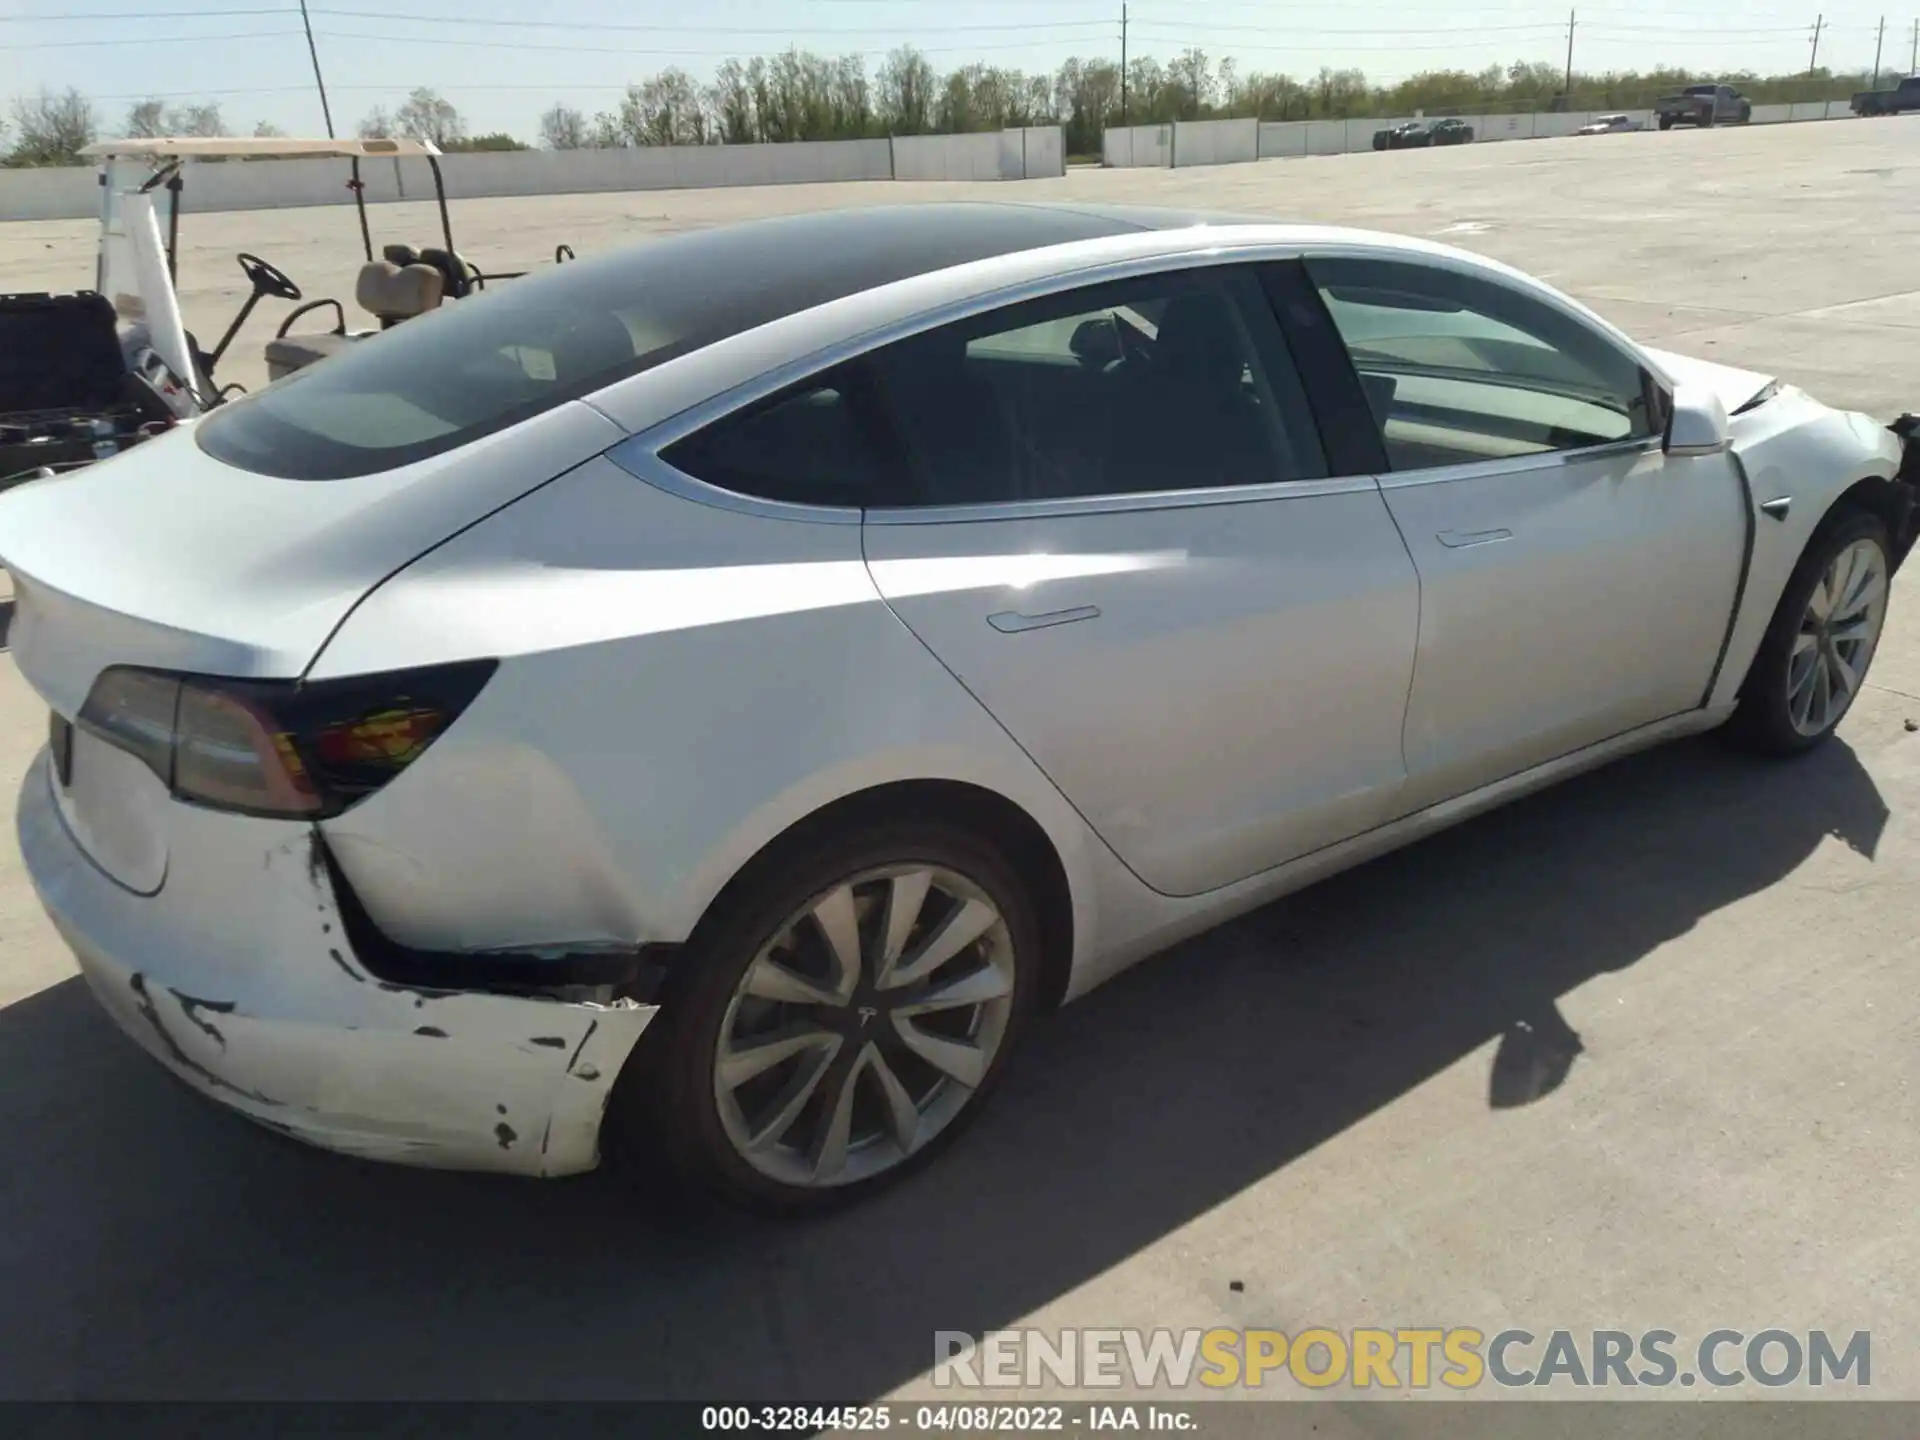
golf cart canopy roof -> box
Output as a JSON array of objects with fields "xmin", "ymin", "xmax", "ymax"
[{"xmin": 81, "ymin": 136, "xmax": 442, "ymax": 161}]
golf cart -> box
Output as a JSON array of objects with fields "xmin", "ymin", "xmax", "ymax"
[{"xmin": 82, "ymin": 135, "xmax": 577, "ymax": 397}]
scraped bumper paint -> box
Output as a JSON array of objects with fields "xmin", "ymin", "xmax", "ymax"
[{"xmin": 17, "ymin": 748, "xmax": 656, "ymax": 1176}]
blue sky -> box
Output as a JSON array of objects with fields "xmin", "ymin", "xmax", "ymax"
[{"xmin": 0, "ymin": 0, "xmax": 1904, "ymax": 142}]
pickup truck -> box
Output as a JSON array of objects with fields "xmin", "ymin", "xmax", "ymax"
[
  {"xmin": 1655, "ymin": 83, "xmax": 1752, "ymax": 129},
  {"xmin": 1853, "ymin": 75, "xmax": 1920, "ymax": 115}
]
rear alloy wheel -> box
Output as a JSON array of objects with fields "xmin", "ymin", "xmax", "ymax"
[
  {"xmin": 1731, "ymin": 509, "xmax": 1891, "ymax": 754},
  {"xmin": 616, "ymin": 824, "xmax": 1040, "ymax": 1211}
]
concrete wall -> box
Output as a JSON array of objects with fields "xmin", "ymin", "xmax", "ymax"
[
  {"xmin": 1018, "ymin": 125, "xmax": 1066, "ymax": 178},
  {"xmin": 1102, "ymin": 124, "xmax": 1174, "ymax": 168},
  {"xmin": 1127, "ymin": 103, "xmax": 1853, "ymax": 169},
  {"xmin": 0, "ymin": 127, "xmax": 1066, "ymax": 223},
  {"xmin": 893, "ymin": 127, "xmax": 1064, "ymax": 181},
  {"xmin": 0, "ymin": 167, "xmax": 98, "ymax": 223},
  {"xmin": 1170, "ymin": 118, "xmax": 1259, "ymax": 168},
  {"xmin": 893, "ymin": 132, "xmax": 1007, "ymax": 182}
]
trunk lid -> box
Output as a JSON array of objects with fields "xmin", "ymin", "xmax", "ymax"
[{"xmin": 0, "ymin": 400, "xmax": 622, "ymax": 719}]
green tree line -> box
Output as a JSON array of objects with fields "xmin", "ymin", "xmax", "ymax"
[
  {"xmin": 5, "ymin": 51, "xmax": 1892, "ymax": 167},
  {"xmin": 541, "ymin": 48, "xmax": 1884, "ymax": 157}
]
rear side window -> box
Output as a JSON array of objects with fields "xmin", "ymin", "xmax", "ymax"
[{"xmin": 660, "ymin": 375, "xmax": 895, "ymax": 508}]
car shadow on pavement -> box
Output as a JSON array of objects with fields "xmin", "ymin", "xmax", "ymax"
[{"xmin": 0, "ymin": 734, "xmax": 1888, "ymax": 1400}]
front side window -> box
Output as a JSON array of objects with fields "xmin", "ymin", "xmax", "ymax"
[
  {"xmin": 1308, "ymin": 255, "xmax": 1656, "ymax": 471},
  {"xmin": 859, "ymin": 266, "xmax": 1326, "ymax": 507}
]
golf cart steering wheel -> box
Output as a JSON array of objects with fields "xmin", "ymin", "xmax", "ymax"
[{"xmin": 237, "ymin": 253, "xmax": 302, "ymax": 302}]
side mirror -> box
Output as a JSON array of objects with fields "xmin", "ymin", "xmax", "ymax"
[{"xmin": 1664, "ymin": 383, "xmax": 1730, "ymax": 457}]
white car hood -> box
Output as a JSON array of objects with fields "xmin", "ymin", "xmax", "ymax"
[{"xmin": 1643, "ymin": 346, "xmax": 1778, "ymax": 415}]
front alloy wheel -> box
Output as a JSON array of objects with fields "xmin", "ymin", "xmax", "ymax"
[
  {"xmin": 1786, "ymin": 536, "xmax": 1887, "ymax": 737},
  {"xmin": 1731, "ymin": 508, "xmax": 1891, "ymax": 754}
]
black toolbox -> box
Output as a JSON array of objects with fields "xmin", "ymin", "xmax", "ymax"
[{"xmin": 1, "ymin": 291, "xmax": 175, "ymax": 486}]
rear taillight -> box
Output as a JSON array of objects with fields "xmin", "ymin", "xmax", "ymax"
[{"xmin": 75, "ymin": 660, "xmax": 496, "ymax": 819}]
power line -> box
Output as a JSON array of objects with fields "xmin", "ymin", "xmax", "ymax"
[
  {"xmin": 0, "ymin": 27, "xmax": 300, "ymax": 48},
  {"xmin": 0, "ymin": 6, "xmax": 294, "ymax": 21},
  {"xmin": 311, "ymin": 7, "xmax": 1116, "ymax": 35},
  {"xmin": 313, "ymin": 27, "xmax": 1112, "ymax": 57}
]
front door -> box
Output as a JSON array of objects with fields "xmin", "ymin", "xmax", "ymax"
[
  {"xmin": 1304, "ymin": 254, "xmax": 1748, "ymax": 812},
  {"xmin": 858, "ymin": 264, "xmax": 1422, "ymax": 897}
]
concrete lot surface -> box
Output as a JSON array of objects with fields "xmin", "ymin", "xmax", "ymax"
[{"xmin": 0, "ymin": 120, "xmax": 1917, "ymax": 1406}]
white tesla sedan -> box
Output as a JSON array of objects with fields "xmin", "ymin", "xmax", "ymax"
[{"xmin": 3, "ymin": 204, "xmax": 1914, "ymax": 1210}]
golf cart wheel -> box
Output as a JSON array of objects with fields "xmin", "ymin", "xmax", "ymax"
[{"xmin": 608, "ymin": 818, "xmax": 1042, "ymax": 1213}]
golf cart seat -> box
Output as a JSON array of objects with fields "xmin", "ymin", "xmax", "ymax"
[
  {"xmin": 264, "ymin": 330, "xmax": 355, "ymax": 377},
  {"xmin": 388, "ymin": 242, "xmax": 478, "ymax": 299},
  {"xmin": 264, "ymin": 260, "xmax": 445, "ymax": 380}
]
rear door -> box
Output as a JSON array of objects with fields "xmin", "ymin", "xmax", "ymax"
[
  {"xmin": 1300, "ymin": 252, "xmax": 1747, "ymax": 815},
  {"xmin": 855, "ymin": 263, "xmax": 1421, "ymax": 897}
]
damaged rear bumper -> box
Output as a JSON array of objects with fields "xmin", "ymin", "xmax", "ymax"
[{"xmin": 17, "ymin": 749, "xmax": 656, "ymax": 1177}]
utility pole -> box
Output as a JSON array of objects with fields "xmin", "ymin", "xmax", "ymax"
[
  {"xmin": 1120, "ymin": 2, "xmax": 1129, "ymax": 126},
  {"xmin": 1872, "ymin": 13, "xmax": 1886, "ymax": 86},
  {"xmin": 1563, "ymin": 9, "xmax": 1576, "ymax": 99},
  {"xmin": 298, "ymin": 0, "xmax": 336, "ymax": 138},
  {"xmin": 1808, "ymin": 13, "xmax": 1823, "ymax": 76},
  {"xmin": 1910, "ymin": 16, "xmax": 1916, "ymax": 73}
]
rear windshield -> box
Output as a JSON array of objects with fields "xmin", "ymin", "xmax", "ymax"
[
  {"xmin": 198, "ymin": 248, "xmax": 703, "ymax": 479},
  {"xmin": 196, "ymin": 205, "xmax": 1135, "ymax": 481}
]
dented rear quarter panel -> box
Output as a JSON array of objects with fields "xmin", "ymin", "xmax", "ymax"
[{"xmin": 307, "ymin": 455, "xmax": 1118, "ymax": 979}]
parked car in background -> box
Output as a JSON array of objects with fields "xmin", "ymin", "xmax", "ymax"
[
  {"xmin": 1852, "ymin": 75, "xmax": 1920, "ymax": 115},
  {"xmin": 1577, "ymin": 113, "xmax": 1644, "ymax": 135},
  {"xmin": 1656, "ymin": 84, "xmax": 1751, "ymax": 129},
  {"xmin": 1372, "ymin": 118, "xmax": 1475, "ymax": 151}
]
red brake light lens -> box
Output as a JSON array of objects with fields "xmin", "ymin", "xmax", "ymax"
[{"xmin": 76, "ymin": 660, "xmax": 496, "ymax": 819}]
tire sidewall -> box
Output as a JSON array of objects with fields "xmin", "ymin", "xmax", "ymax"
[
  {"xmin": 613, "ymin": 821, "xmax": 1044, "ymax": 1213},
  {"xmin": 1736, "ymin": 508, "xmax": 1891, "ymax": 753}
]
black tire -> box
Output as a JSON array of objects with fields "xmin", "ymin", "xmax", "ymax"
[
  {"xmin": 1659, "ymin": 116, "xmax": 1675, "ymax": 131},
  {"xmin": 1726, "ymin": 507, "xmax": 1892, "ymax": 756},
  {"xmin": 606, "ymin": 819, "xmax": 1043, "ymax": 1214}
]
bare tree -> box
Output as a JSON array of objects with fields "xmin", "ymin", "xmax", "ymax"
[
  {"xmin": 126, "ymin": 99, "xmax": 167, "ymax": 138},
  {"xmin": 9, "ymin": 87, "xmax": 97, "ymax": 166},
  {"xmin": 357, "ymin": 105, "xmax": 393, "ymax": 139},
  {"xmin": 169, "ymin": 101, "xmax": 223, "ymax": 137},
  {"xmin": 539, "ymin": 102, "xmax": 587, "ymax": 150},
  {"xmin": 618, "ymin": 69, "xmax": 710, "ymax": 146},
  {"xmin": 394, "ymin": 87, "xmax": 465, "ymax": 147},
  {"xmin": 708, "ymin": 59, "xmax": 758, "ymax": 143},
  {"xmin": 254, "ymin": 120, "xmax": 286, "ymax": 137},
  {"xmin": 123, "ymin": 98, "xmax": 223, "ymax": 138},
  {"xmin": 877, "ymin": 44, "xmax": 936, "ymax": 135}
]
